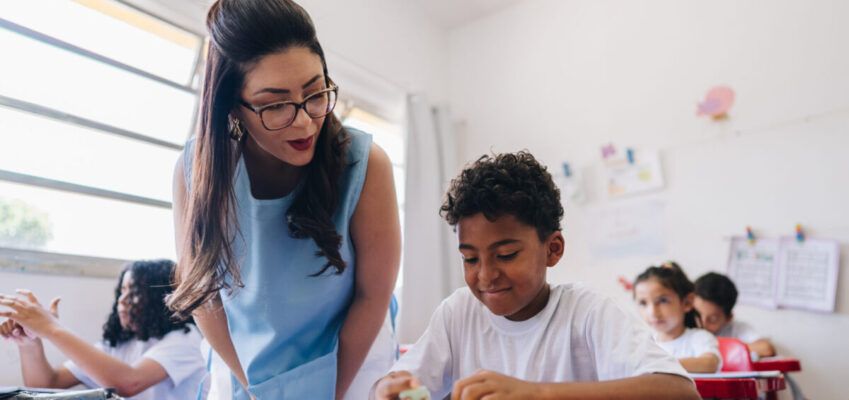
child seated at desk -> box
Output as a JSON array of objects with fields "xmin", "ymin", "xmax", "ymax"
[
  {"xmin": 633, "ymin": 263, "xmax": 722, "ymax": 373},
  {"xmin": 693, "ymin": 272, "xmax": 776, "ymax": 359},
  {"xmin": 0, "ymin": 259, "xmax": 206, "ymax": 400},
  {"xmin": 372, "ymin": 152, "xmax": 698, "ymax": 400}
]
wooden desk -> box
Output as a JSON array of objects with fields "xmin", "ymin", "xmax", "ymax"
[{"xmin": 692, "ymin": 372, "xmax": 786, "ymax": 400}]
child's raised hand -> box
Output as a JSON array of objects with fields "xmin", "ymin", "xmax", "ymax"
[
  {"xmin": 0, "ymin": 318, "xmax": 38, "ymax": 346},
  {"xmin": 373, "ymin": 370, "xmax": 422, "ymax": 400},
  {"xmin": 451, "ymin": 370, "xmax": 541, "ymax": 400},
  {"xmin": 0, "ymin": 289, "xmax": 62, "ymax": 340}
]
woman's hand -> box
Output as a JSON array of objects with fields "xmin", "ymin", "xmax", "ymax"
[
  {"xmin": 0, "ymin": 289, "xmax": 62, "ymax": 340},
  {"xmin": 451, "ymin": 370, "xmax": 543, "ymax": 400}
]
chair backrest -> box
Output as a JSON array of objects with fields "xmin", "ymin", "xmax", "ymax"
[{"xmin": 718, "ymin": 337, "xmax": 755, "ymax": 372}]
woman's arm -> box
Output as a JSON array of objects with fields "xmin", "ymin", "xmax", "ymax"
[
  {"xmin": 678, "ymin": 353, "xmax": 721, "ymax": 373},
  {"xmin": 172, "ymin": 155, "xmax": 250, "ymax": 391},
  {"xmin": 336, "ymin": 143, "xmax": 402, "ymax": 399}
]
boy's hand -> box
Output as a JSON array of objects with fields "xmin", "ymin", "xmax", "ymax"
[
  {"xmin": 451, "ymin": 370, "xmax": 542, "ymax": 400},
  {"xmin": 0, "ymin": 290, "xmax": 62, "ymax": 340},
  {"xmin": 374, "ymin": 370, "xmax": 421, "ymax": 400}
]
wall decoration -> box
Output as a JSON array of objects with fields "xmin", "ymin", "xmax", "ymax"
[{"xmin": 697, "ymin": 85, "xmax": 735, "ymax": 120}]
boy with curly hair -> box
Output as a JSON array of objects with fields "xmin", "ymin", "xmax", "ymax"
[{"xmin": 372, "ymin": 152, "xmax": 698, "ymax": 400}]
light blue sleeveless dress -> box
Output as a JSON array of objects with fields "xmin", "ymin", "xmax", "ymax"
[{"xmin": 184, "ymin": 129, "xmax": 376, "ymax": 399}]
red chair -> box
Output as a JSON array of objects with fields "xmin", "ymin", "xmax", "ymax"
[
  {"xmin": 717, "ymin": 337, "xmax": 804, "ymax": 400},
  {"xmin": 718, "ymin": 337, "xmax": 755, "ymax": 372}
]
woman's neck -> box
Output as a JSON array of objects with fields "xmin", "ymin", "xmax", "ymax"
[{"xmin": 243, "ymin": 137, "xmax": 303, "ymax": 199}]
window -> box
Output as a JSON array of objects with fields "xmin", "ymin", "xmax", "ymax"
[
  {"xmin": 341, "ymin": 107, "xmax": 407, "ymax": 295},
  {"xmin": 0, "ymin": 0, "xmax": 202, "ymax": 266}
]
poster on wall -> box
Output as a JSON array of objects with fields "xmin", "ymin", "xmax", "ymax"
[
  {"xmin": 727, "ymin": 236, "xmax": 840, "ymax": 312},
  {"xmin": 727, "ymin": 237, "xmax": 780, "ymax": 309},
  {"xmin": 554, "ymin": 162, "xmax": 586, "ymax": 206},
  {"xmin": 603, "ymin": 150, "xmax": 665, "ymax": 198},
  {"xmin": 587, "ymin": 199, "xmax": 666, "ymax": 259},
  {"xmin": 775, "ymin": 237, "xmax": 840, "ymax": 313}
]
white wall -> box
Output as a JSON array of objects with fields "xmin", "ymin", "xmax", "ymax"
[
  {"xmin": 300, "ymin": 0, "xmax": 449, "ymax": 105},
  {"xmin": 447, "ymin": 0, "xmax": 849, "ymax": 398}
]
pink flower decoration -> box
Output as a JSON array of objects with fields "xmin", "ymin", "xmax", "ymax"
[{"xmin": 697, "ymin": 86, "xmax": 735, "ymax": 119}]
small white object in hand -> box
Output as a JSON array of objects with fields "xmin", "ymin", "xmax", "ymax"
[{"xmin": 399, "ymin": 385, "xmax": 431, "ymax": 400}]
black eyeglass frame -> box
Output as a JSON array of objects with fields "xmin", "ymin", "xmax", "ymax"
[{"xmin": 239, "ymin": 84, "xmax": 339, "ymax": 131}]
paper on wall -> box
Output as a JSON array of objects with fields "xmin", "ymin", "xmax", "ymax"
[
  {"xmin": 727, "ymin": 237, "xmax": 780, "ymax": 309},
  {"xmin": 727, "ymin": 236, "xmax": 840, "ymax": 313},
  {"xmin": 775, "ymin": 237, "xmax": 839, "ymax": 313}
]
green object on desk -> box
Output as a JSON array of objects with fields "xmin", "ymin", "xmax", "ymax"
[{"xmin": 399, "ymin": 386, "xmax": 431, "ymax": 400}]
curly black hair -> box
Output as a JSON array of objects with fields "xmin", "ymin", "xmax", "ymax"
[
  {"xmin": 440, "ymin": 151, "xmax": 564, "ymax": 240},
  {"xmin": 694, "ymin": 272, "xmax": 738, "ymax": 317},
  {"xmin": 103, "ymin": 259, "xmax": 194, "ymax": 347},
  {"xmin": 634, "ymin": 262, "xmax": 702, "ymax": 329}
]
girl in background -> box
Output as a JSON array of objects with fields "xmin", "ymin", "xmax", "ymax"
[
  {"xmin": 633, "ymin": 262, "xmax": 722, "ymax": 373},
  {"xmin": 0, "ymin": 259, "xmax": 206, "ymax": 400}
]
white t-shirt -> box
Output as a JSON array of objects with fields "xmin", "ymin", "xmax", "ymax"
[
  {"xmin": 391, "ymin": 283, "xmax": 690, "ymax": 399},
  {"xmin": 717, "ymin": 320, "xmax": 763, "ymax": 343},
  {"xmin": 655, "ymin": 328, "xmax": 722, "ymax": 372},
  {"xmin": 65, "ymin": 325, "xmax": 208, "ymax": 400}
]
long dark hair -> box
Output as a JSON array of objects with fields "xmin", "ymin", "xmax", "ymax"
[
  {"xmin": 168, "ymin": 0, "xmax": 349, "ymax": 319},
  {"xmin": 634, "ymin": 262, "xmax": 701, "ymax": 329},
  {"xmin": 103, "ymin": 260, "xmax": 193, "ymax": 347}
]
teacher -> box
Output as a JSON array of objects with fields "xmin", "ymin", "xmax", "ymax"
[{"xmin": 168, "ymin": 1, "xmax": 401, "ymax": 399}]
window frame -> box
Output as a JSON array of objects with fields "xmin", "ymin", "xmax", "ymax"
[{"xmin": 0, "ymin": 2, "xmax": 202, "ymax": 277}]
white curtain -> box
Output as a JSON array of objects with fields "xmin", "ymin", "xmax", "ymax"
[{"xmin": 398, "ymin": 94, "xmax": 463, "ymax": 344}]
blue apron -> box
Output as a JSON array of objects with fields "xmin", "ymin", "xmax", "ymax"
[{"xmin": 185, "ymin": 129, "xmax": 372, "ymax": 399}]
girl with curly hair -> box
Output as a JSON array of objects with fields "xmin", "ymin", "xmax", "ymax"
[{"xmin": 0, "ymin": 259, "xmax": 206, "ymax": 400}]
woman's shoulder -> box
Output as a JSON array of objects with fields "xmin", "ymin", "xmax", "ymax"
[{"xmin": 343, "ymin": 127, "xmax": 373, "ymax": 165}]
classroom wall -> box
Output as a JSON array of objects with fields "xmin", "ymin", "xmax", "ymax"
[
  {"xmin": 299, "ymin": 0, "xmax": 450, "ymax": 104},
  {"xmin": 0, "ymin": 0, "xmax": 449, "ymax": 386},
  {"xmin": 447, "ymin": 0, "xmax": 849, "ymax": 398}
]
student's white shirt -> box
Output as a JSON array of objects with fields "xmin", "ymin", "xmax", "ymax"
[
  {"xmin": 654, "ymin": 328, "xmax": 723, "ymax": 372},
  {"xmin": 717, "ymin": 320, "xmax": 763, "ymax": 343},
  {"xmin": 65, "ymin": 325, "xmax": 208, "ymax": 400},
  {"xmin": 391, "ymin": 283, "xmax": 690, "ymax": 399}
]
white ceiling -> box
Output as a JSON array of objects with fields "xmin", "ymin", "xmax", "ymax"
[
  {"xmin": 412, "ymin": 0, "xmax": 526, "ymax": 29},
  {"xmin": 124, "ymin": 0, "xmax": 526, "ymax": 33}
]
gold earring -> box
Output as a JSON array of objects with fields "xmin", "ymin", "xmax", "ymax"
[{"xmin": 228, "ymin": 116, "xmax": 245, "ymax": 141}]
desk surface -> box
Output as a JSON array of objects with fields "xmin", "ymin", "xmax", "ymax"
[
  {"xmin": 694, "ymin": 375, "xmax": 785, "ymax": 400},
  {"xmin": 753, "ymin": 357, "xmax": 802, "ymax": 373}
]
